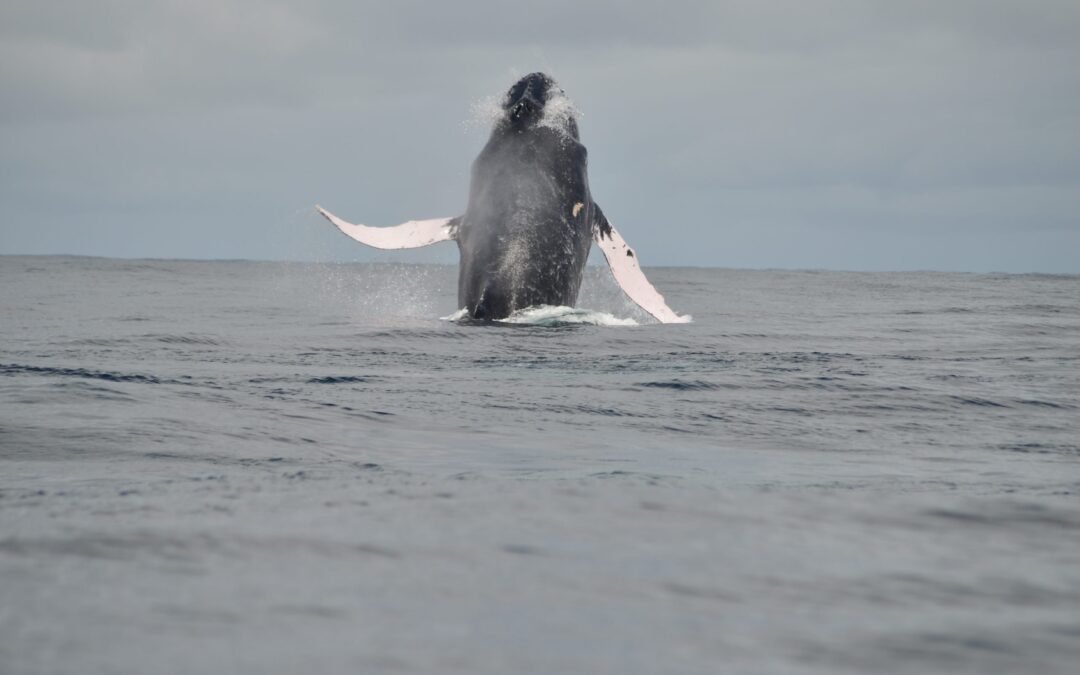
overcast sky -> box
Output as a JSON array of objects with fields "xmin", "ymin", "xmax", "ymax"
[{"xmin": 1, "ymin": 1, "xmax": 1078, "ymax": 271}]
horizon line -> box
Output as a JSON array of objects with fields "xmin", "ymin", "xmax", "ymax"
[{"xmin": 2, "ymin": 253, "xmax": 1077, "ymax": 277}]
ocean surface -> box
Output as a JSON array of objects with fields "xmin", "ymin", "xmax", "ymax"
[{"xmin": 2, "ymin": 255, "xmax": 1079, "ymax": 674}]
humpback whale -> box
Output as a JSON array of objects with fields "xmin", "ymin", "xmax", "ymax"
[{"xmin": 317, "ymin": 73, "xmax": 688, "ymax": 323}]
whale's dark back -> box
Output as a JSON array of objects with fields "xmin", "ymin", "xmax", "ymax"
[{"xmin": 455, "ymin": 75, "xmax": 596, "ymax": 320}]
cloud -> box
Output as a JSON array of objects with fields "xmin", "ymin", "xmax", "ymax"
[
  {"xmin": 0, "ymin": 1, "xmax": 328, "ymax": 121},
  {"xmin": 1, "ymin": 1, "xmax": 1078, "ymax": 270}
]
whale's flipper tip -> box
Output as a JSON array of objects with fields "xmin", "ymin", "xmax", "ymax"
[{"xmin": 593, "ymin": 210, "xmax": 689, "ymax": 325}]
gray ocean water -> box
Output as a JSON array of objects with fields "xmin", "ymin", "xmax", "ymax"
[{"xmin": 1, "ymin": 254, "xmax": 1079, "ymax": 674}]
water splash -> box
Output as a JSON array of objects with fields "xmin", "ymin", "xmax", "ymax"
[
  {"xmin": 506, "ymin": 305, "xmax": 635, "ymax": 326},
  {"xmin": 464, "ymin": 95, "xmax": 505, "ymax": 133},
  {"xmin": 463, "ymin": 86, "xmax": 582, "ymax": 138},
  {"xmin": 442, "ymin": 305, "xmax": 638, "ymax": 327},
  {"xmin": 536, "ymin": 88, "xmax": 582, "ymax": 136},
  {"xmin": 318, "ymin": 263, "xmax": 446, "ymax": 325},
  {"xmin": 441, "ymin": 308, "xmax": 471, "ymax": 321}
]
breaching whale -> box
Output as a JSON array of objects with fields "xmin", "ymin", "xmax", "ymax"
[{"xmin": 317, "ymin": 73, "xmax": 688, "ymax": 323}]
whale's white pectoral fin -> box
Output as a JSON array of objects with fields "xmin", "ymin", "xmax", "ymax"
[
  {"xmin": 594, "ymin": 216, "xmax": 691, "ymax": 324},
  {"xmin": 317, "ymin": 205, "xmax": 457, "ymax": 249}
]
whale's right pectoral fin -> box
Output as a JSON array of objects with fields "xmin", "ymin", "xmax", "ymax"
[
  {"xmin": 317, "ymin": 205, "xmax": 458, "ymax": 249},
  {"xmin": 593, "ymin": 206, "xmax": 691, "ymax": 324}
]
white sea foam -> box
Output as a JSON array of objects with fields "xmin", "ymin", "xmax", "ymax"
[
  {"xmin": 505, "ymin": 305, "xmax": 636, "ymax": 326},
  {"xmin": 441, "ymin": 308, "xmax": 470, "ymax": 321},
  {"xmin": 443, "ymin": 305, "xmax": 637, "ymax": 326}
]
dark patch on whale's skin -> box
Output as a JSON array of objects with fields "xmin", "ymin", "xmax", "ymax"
[{"xmin": 455, "ymin": 73, "xmax": 604, "ymax": 321}]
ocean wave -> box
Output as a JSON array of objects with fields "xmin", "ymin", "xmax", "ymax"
[
  {"xmin": 0, "ymin": 363, "xmax": 161, "ymax": 384},
  {"xmin": 636, "ymin": 380, "xmax": 721, "ymax": 391},
  {"xmin": 141, "ymin": 333, "xmax": 224, "ymax": 346}
]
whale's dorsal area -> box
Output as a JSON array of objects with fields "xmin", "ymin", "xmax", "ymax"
[{"xmin": 317, "ymin": 73, "xmax": 689, "ymax": 324}]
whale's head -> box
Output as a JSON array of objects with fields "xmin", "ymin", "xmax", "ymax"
[
  {"xmin": 503, "ymin": 72, "xmax": 555, "ymax": 120},
  {"xmin": 500, "ymin": 72, "xmax": 579, "ymax": 139}
]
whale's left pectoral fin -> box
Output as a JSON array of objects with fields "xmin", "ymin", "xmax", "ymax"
[
  {"xmin": 593, "ymin": 207, "xmax": 691, "ymax": 324},
  {"xmin": 317, "ymin": 205, "xmax": 458, "ymax": 249}
]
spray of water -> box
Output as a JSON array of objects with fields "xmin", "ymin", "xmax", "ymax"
[
  {"xmin": 536, "ymin": 88, "xmax": 582, "ymax": 137},
  {"xmin": 463, "ymin": 80, "xmax": 582, "ymax": 139},
  {"xmin": 464, "ymin": 94, "xmax": 505, "ymax": 133}
]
